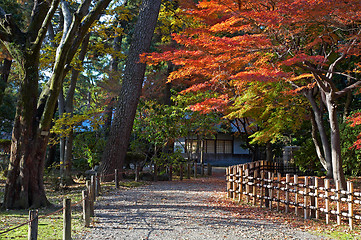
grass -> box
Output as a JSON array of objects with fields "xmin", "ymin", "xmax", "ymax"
[{"xmin": 0, "ymin": 172, "xmax": 146, "ymax": 239}]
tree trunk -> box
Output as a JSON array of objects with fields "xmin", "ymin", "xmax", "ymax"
[
  {"xmin": 304, "ymin": 89, "xmax": 333, "ymax": 177},
  {"xmin": 100, "ymin": 0, "xmax": 162, "ymax": 179},
  {"xmin": 3, "ymin": 55, "xmax": 51, "ymax": 209},
  {"xmin": 325, "ymin": 93, "xmax": 347, "ymax": 190},
  {"xmin": 310, "ymin": 111, "xmax": 328, "ymax": 170}
]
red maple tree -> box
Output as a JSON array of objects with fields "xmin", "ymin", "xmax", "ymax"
[{"xmin": 145, "ymin": 0, "xmax": 361, "ymax": 189}]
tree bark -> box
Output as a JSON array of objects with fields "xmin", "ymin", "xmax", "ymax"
[
  {"xmin": 325, "ymin": 93, "xmax": 347, "ymax": 189},
  {"xmin": 100, "ymin": 0, "xmax": 162, "ymax": 179},
  {"xmin": 304, "ymin": 88, "xmax": 333, "ymax": 177}
]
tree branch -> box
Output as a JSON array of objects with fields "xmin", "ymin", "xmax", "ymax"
[
  {"xmin": 66, "ymin": 0, "xmax": 112, "ymax": 66},
  {"xmin": 32, "ymin": 0, "xmax": 61, "ymax": 53},
  {"xmin": 335, "ymin": 80, "xmax": 361, "ymax": 98},
  {"xmin": 0, "ymin": 6, "xmax": 23, "ymax": 41}
]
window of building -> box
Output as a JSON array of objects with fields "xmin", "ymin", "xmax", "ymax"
[
  {"xmin": 206, "ymin": 140, "xmax": 215, "ymax": 153},
  {"xmin": 216, "ymin": 140, "xmax": 232, "ymax": 154}
]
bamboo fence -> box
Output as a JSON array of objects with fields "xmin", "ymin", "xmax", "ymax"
[{"xmin": 226, "ymin": 160, "xmax": 361, "ymax": 230}]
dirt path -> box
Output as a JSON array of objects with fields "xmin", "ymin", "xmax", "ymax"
[{"xmin": 75, "ymin": 170, "xmax": 330, "ymax": 240}]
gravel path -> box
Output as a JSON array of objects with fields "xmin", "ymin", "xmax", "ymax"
[{"xmin": 76, "ymin": 171, "xmax": 330, "ymax": 240}]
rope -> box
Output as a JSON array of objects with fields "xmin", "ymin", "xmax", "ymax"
[
  {"xmin": 0, "ymin": 195, "xmax": 87, "ymax": 236},
  {"xmin": 1, "ymin": 169, "xmax": 124, "ymax": 235}
]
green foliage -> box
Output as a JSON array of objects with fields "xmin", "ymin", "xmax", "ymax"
[
  {"xmin": 0, "ymin": 0, "xmax": 28, "ymax": 29},
  {"xmin": 125, "ymin": 151, "xmax": 145, "ymax": 164},
  {"xmin": 293, "ymin": 137, "xmax": 325, "ymax": 176},
  {"xmin": 341, "ymin": 113, "xmax": 361, "ymax": 176},
  {"xmin": 50, "ymin": 109, "xmax": 105, "ymax": 144},
  {"xmin": 0, "ymin": 93, "xmax": 16, "ymax": 134},
  {"xmin": 152, "ymin": 150, "xmax": 185, "ymax": 167},
  {"xmin": 227, "ymin": 81, "xmax": 308, "ymax": 145},
  {"xmin": 73, "ymin": 132, "xmax": 106, "ymax": 169}
]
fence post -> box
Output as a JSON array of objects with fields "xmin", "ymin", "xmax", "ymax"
[
  {"xmin": 114, "ymin": 169, "xmax": 119, "ymax": 189},
  {"xmin": 226, "ymin": 167, "xmax": 230, "ymax": 198},
  {"xmin": 336, "ymin": 180, "xmax": 341, "ymax": 225},
  {"xmin": 230, "ymin": 167, "xmax": 235, "ymax": 199},
  {"xmin": 82, "ymin": 190, "xmax": 90, "ymax": 227},
  {"xmin": 91, "ymin": 175, "xmax": 96, "ymax": 202},
  {"xmin": 180, "ymin": 164, "xmax": 183, "ymax": 181},
  {"xmin": 304, "ymin": 176, "xmax": 309, "ymax": 219},
  {"xmin": 252, "ymin": 168, "xmax": 258, "ymax": 205},
  {"xmin": 314, "ymin": 177, "xmax": 319, "ymax": 220},
  {"xmin": 277, "ymin": 172, "xmax": 281, "ymax": 211},
  {"xmin": 63, "ymin": 199, "xmax": 71, "ymax": 240},
  {"xmin": 325, "ymin": 179, "xmax": 330, "ymax": 224},
  {"xmin": 233, "ymin": 166, "xmax": 238, "ymax": 200},
  {"xmin": 260, "ymin": 171, "xmax": 265, "ymax": 207},
  {"xmin": 194, "ymin": 162, "xmax": 197, "ymax": 178},
  {"xmin": 187, "ymin": 163, "xmax": 191, "ymax": 179},
  {"xmin": 154, "ymin": 164, "xmax": 158, "ymax": 182},
  {"xmin": 285, "ymin": 174, "xmax": 290, "ymax": 213},
  {"xmin": 201, "ymin": 163, "xmax": 205, "ymax": 176},
  {"xmin": 239, "ymin": 165, "xmax": 244, "ymax": 202},
  {"xmin": 134, "ymin": 164, "xmax": 140, "ymax": 182},
  {"xmin": 169, "ymin": 165, "xmax": 173, "ymax": 181},
  {"xmin": 95, "ymin": 173, "xmax": 101, "ymax": 197},
  {"xmin": 86, "ymin": 180, "xmax": 94, "ymax": 217},
  {"xmin": 348, "ymin": 181, "xmax": 354, "ymax": 230},
  {"xmin": 245, "ymin": 168, "xmax": 250, "ymax": 203},
  {"xmin": 28, "ymin": 209, "xmax": 38, "ymax": 240},
  {"xmin": 207, "ymin": 163, "xmax": 212, "ymax": 176},
  {"xmin": 264, "ymin": 171, "xmax": 269, "ymax": 208},
  {"xmin": 268, "ymin": 172, "xmax": 274, "ymax": 210},
  {"xmin": 294, "ymin": 175, "xmax": 298, "ymax": 216}
]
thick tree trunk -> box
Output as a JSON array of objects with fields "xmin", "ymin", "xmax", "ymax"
[
  {"xmin": 3, "ymin": 56, "xmax": 51, "ymax": 209},
  {"xmin": 100, "ymin": 0, "xmax": 161, "ymax": 179},
  {"xmin": 325, "ymin": 93, "xmax": 347, "ymax": 190}
]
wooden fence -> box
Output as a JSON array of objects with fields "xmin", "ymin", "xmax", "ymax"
[{"xmin": 226, "ymin": 160, "xmax": 361, "ymax": 230}]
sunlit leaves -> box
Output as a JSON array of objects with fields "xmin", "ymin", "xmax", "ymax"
[{"xmin": 50, "ymin": 108, "xmax": 105, "ymax": 144}]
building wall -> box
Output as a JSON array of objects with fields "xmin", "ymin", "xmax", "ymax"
[{"xmin": 175, "ymin": 134, "xmax": 251, "ymax": 166}]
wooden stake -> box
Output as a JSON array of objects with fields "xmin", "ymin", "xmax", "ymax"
[
  {"xmin": 86, "ymin": 180, "xmax": 94, "ymax": 217},
  {"xmin": 207, "ymin": 163, "xmax": 212, "ymax": 176},
  {"xmin": 114, "ymin": 169, "xmax": 119, "ymax": 189},
  {"xmin": 325, "ymin": 179, "xmax": 330, "ymax": 224},
  {"xmin": 187, "ymin": 163, "xmax": 191, "ymax": 179},
  {"xmin": 239, "ymin": 165, "xmax": 244, "ymax": 202},
  {"xmin": 285, "ymin": 174, "xmax": 290, "ymax": 213},
  {"xmin": 336, "ymin": 180, "xmax": 341, "ymax": 225},
  {"xmin": 277, "ymin": 173, "xmax": 281, "ymax": 211},
  {"xmin": 82, "ymin": 190, "xmax": 90, "ymax": 227},
  {"xmin": 180, "ymin": 164, "xmax": 183, "ymax": 181},
  {"xmin": 245, "ymin": 168, "xmax": 250, "ymax": 203},
  {"xmin": 314, "ymin": 177, "xmax": 319, "ymax": 220},
  {"xmin": 294, "ymin": 175, "xmax": 298, "ymax": 216},
  {"xmin": 304, "ymin": 176, "xmax": 309, "ymax": 219},
  {"xmin": 348, "ymin": 181, "xmax": 354, "ymax": 230},
  {"xmin": 169, "ymin": 165, "xmax": 173, "ymax": 181},
  {"xmin": 63, "ymin": 199, "xmax": 71, "ymax": 240},
  {"xmin": 28, "ymin": 210, "xmax": 38, "ymax": 240}
]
